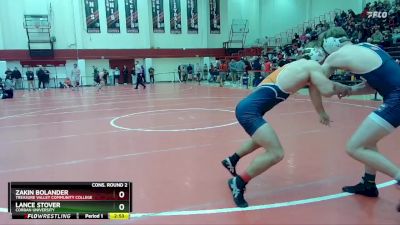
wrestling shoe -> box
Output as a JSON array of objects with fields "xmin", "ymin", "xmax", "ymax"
[
  {"xmin": 222, "ymin": 158, "xmax": 237, "ymax": 176},
  {"xmin": 228, "ymin": 176, "xmax": 248, "ymax": 208},
  {"xmin": 342, "ymin": 179, "xmax": 379, "ymax": 197}
]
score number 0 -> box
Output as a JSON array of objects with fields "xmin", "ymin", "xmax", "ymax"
[{"xmin": 118, "ymin": 191, "xmax": 126, "ymax": 211}]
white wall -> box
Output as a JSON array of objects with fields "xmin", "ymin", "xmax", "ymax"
[
  {"xmin": 0, "ymin": 0, "xmax": 231, "ymax": 50},
  {"xmin": 0, "ymin": 0, "xmax": 368, "ymax": 51},
  {"xmin": 0, "ymin": 15, "xmax": 4, "ymax": 49},
  {"xmin": 310, "ymin": 0, "xmax": 363, "ymax": 19},
  {"xmin": 227, "ymin": 0, "xmax": 261, "ymax": 47},
  {"xmin": 79, "ymin": 0, "xmax": 150, "ymax": 49},
  {"xmin": 152, "ymin": 0, "xmax": 204, "ymax": 48},
  {"xmin": 261, "ymin": 0, "xmax": 309, "ymax": 37}
]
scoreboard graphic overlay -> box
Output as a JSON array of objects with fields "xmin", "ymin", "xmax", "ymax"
[{"xmin": 8, "ymin": 182, "xmax": 132, "ymax": 220}]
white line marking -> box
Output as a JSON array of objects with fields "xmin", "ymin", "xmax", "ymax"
[
  {"xmin": 110, "ymin": 108, "xmax": 238, "ymax": 132},
  {"xmin": 1, "ymin": 180, "xmax": 394, "ymax": 217},
  {"xmin": 0, "ymin": 97, "xmax": 239, "ymax": 120},
  {"xmin": 4, "ymin": 86, "xmax": 195, "ymax": 107},
  {"xmin": 129, "ymin": 180, "xmax": 397, "ymax": 218},
  {"xmin": 0, "ymin": 91, "xmax": 389, "ymax": 218},
  {"xmin": 290, "ymin": 98, "xmax": 377, "ymax": 109},
  {"xmin": 0, "ymin": 143, "xmax": 213, "ymax": 174}
]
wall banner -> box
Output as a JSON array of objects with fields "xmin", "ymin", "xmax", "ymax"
[
  {"xmin": 85, "ymin": 0, "xmax": 101, "ymax": 33},
  {"xmin": 151, "ymin": 0, "xmax": 165, "ymax": 33}
]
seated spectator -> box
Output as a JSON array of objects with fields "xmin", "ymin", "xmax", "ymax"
[
  {"xmin": 393, "ymin": 28, "xmax": 400, "ymax": 44},
  {"xmin": 64, "ymin": 77, "xmax": 73, "ymax": 88},
  {"xmin": 371, "ymin": 28, "xmax": 384, "ymax": 44},
  {"xmin": 1, "ymin": 74, "xmax": 14, "ymax": 99},
  {"xmin": 382, "ymin": 33, "xmax": 393, "ymax": 47}
]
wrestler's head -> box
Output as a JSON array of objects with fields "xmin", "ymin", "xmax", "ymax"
[{"xmin": 319, "ymin": 27, "xmax": 350, "ymax": 54}]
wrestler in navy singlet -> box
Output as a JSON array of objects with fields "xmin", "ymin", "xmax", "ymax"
[{"xmin": 357, "ymin": 43, "xmax": 400, "ymax": 130}]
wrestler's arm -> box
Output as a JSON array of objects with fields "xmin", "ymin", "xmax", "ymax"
[
  {"xmin": 308, "ymin": 83, "xmax": 331, "ymax": 126},
  {"xmin": 309, "ymin": 69, "xmax": 338, "ymax": 97},
  {"xmin": 323, "ymin": 50, "xmax": 376, "ymax": 96},
  {"xmin": 308, "ymin": 83, "xmax": 325, "ymax": 114},
  {"xmin": 348, "ymin": 80, "xmax": 376, "ymax": 95}
]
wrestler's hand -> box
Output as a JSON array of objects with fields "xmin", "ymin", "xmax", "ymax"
[
  {"xmin": 319, "ymin": 112, "xmax": 331, "ymax": 126},
  {"xmin": 334, "ymin": 83, "xmax": 352, "ymax": 99}
]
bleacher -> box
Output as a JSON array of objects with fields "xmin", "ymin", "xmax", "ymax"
[{"xmin": 385, "ymin": 43, "xmax": 400, "ymax": 60}]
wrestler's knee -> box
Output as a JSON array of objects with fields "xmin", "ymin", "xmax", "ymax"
[{"xmin": 268, "ymin": 147, "xmax": 285, "ymax": 164}]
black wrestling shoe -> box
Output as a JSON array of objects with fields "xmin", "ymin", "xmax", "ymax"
[
  {"xmin": 222, "ymin": 158, "xmax": 237, "ymax": 176},
  {"xmin": 342, "ymin": 181, "xmax": 379, "ymax": 197},
  {"xmin": 228, "ymin": 176, "xmax": 248, "ymax": 208}
]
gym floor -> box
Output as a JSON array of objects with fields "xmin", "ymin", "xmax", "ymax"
[{"xmin": 0, "ymin": 84, "xmax": 399, "ymax": 224}]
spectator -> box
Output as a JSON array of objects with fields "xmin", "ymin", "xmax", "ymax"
[
  {"xmin": 1, "ymin": 74, "xmax": 14, "ymax": 99},
  {"xmin": 103, "ymin": 68, "xmax": 109, "ymax": 86},
  {"xmin": 195, "ymin": 63, "xmax": 201, "ymax": 85},
  {"xmin": 187, "ymin": 64, "xmax": 193, "ymax": 81},
  {"xmin": 4, "ymin": 68, "xmax": 12, "ymax": 79},
  {"xmin": 62, "ymin": 77, "xmax": 73, "ymax": 88},
  {"xmin": 392, "ymin": 28, "xmax": 400, "ymax": 44},
  {"xmin": 236, "ymin": 58, "xmax": 246, "ymax": 79},
  {"xmin": 43, "ymin": 67, "xmax": 50, "ymax": 89},
  {"xmin": 148, "ymin": 67, "xmax": 155, "ymax": 84},
  {"xmin": 130, "ymin": 66, "xmax": 136, "ymax": 85},
  {"xmin": 94, "ymin": 70, "xmax": 101, "ymax": 86},
  {"xmin": 12, "ymin": 67, "xmax": 22, "ymax": 90},
  {"xmin": 218, "ymin": 61, "xmax": 228, "ymax": 87},
  {"xmin": 134, "ymin": 61, "xmax": 146, "ymax": 89},
  {"xmin": 26, "ymin": 67, "xmax": 35, "ymax": 91},
  {"xmin": 123, "ymin": 65, "xmax": 129, "ymax": 85},
  {"xmin": 36, "ymin": 66, "xmax": 46, "ymax": 90},
  {"xmin": 264, "ymin": 59, "xmax": 272, "ymax": 76},
  {"xmin": 371, "ymin": 28, "xmax": 384, "ymax": 44},
  {"xmin": 113, "ymin": 67, "xmax": 120, "ymax": 85},
  {"xmin": 96, "ymin": 71, "xmax": 105, "ymax": 92},
  {"xmin": 252, "ymin": 57, "xmax": 263, "ymax": 87},
  {"xmin": 141, "ymin": 64, "xmax": 146, "ymax": 83},
  {"xmin": 202, "ymin": 64, "xmax": 208, "ymax": 81},
  {"xmin": 179, "ymin": 65, "xmax": 187, "ymax": 83},
  {"xmin": 71, "ymin": 63, "xmax": 80, "ymax": 91},
  {"xmin": 382, "ymin": 33, "xmax": 393, "ymax": 47}
]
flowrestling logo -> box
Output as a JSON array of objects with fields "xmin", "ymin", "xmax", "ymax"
[{"xmin": 367, "ymin": 11, "xmax": 388, "ymax": 18}]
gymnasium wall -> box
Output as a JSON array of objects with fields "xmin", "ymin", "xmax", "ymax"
[
  {"xmin": 0, "ymin": 0, "xmax": 367, "ymax": 52},
  {"xmin": 309, "ymin": 0, "xmax": 363, "ymax": 19},
  {"xmin": 227, "ymin": 0, "xmax": 261, "ymax": 47},
  {"xmin": 0, "ymin": 0, "xmax": 231, "ymax": 50},
  {"xmin": 0, "ymin": 0, "xmax": 368, "ymax": 83},
  {"xmin": 260, "ymin": 0, "xmax": 310, "ymax": 37}
]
